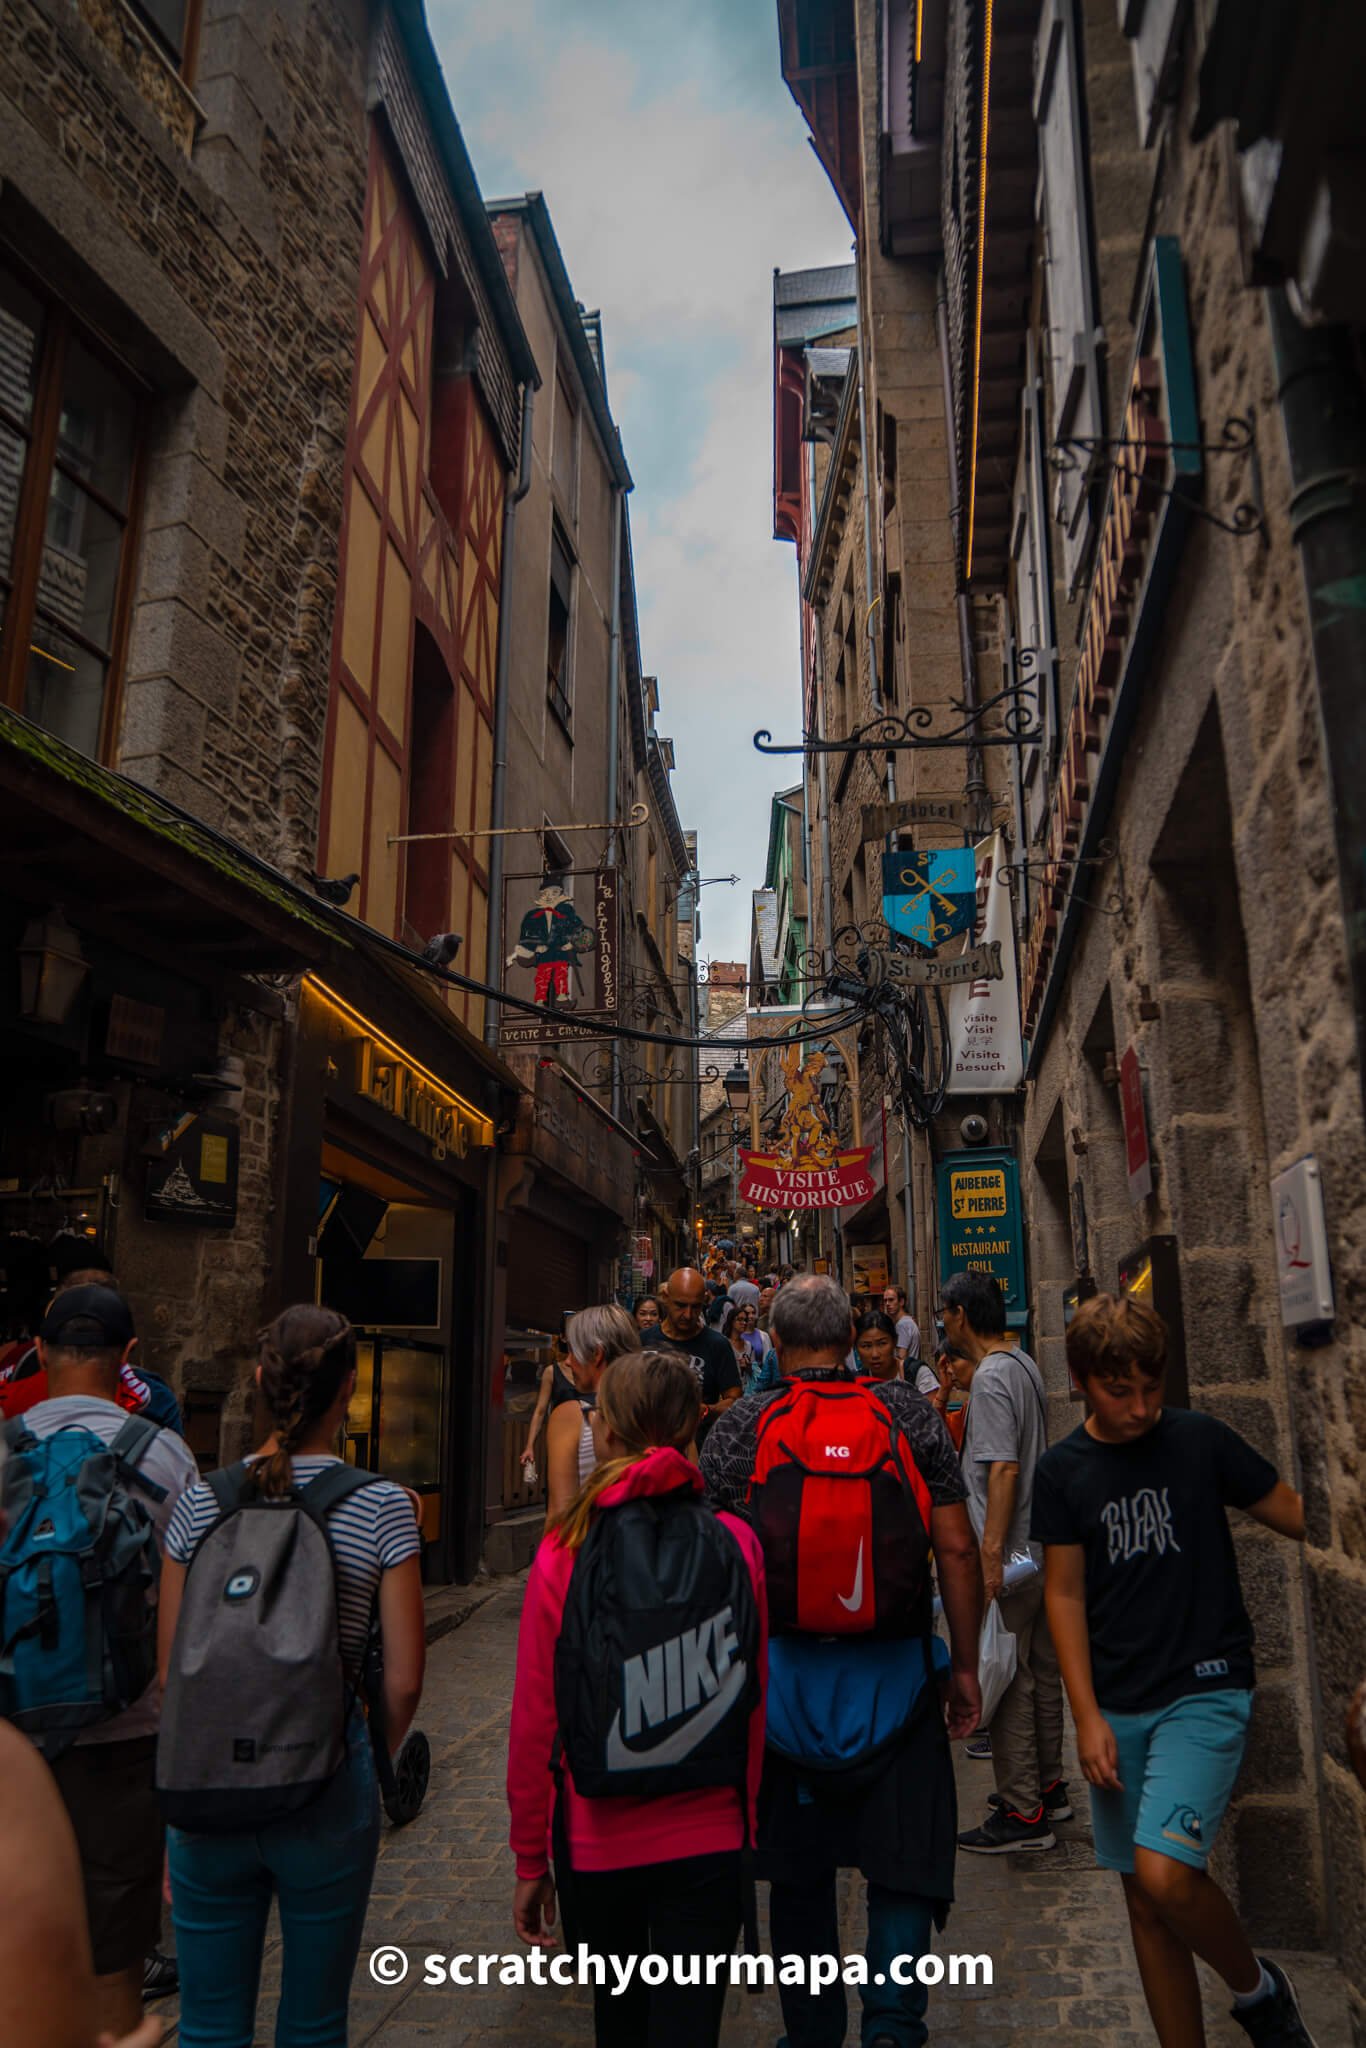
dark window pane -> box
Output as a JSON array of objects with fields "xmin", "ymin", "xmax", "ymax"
[
  {"xmin": 130, "ymin": 0, "xmax": 188, "ymax": 60},
  {"xmin": 0, "ymin": 268, "xmax": 45, "ymax": 428},
  {"xmin": 56, "ymin": 339, "xmax": 137, "ymax": 511},
  {"xmin": 0, "ymin": 420, "xmax": 27, "ymax": 579},
  {"xmin": 37, "ymin": 479, "xmax": 124, "ymax": 655},
  {"xmin": 25, "ymin": 616, "xmax": 107, "ymax": 756}
]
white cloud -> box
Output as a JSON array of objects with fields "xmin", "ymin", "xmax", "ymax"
[{"xmin": 432, "ymin": 0, "xmax": 850, "ymax": 962}]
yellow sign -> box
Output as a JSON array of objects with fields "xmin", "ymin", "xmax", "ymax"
[
  {"xmin": 199, "ymin": 1134, "xmax": 229, "ymax": 1185},
  {"xmin": 949, "ymin": 1167, "xmax": 1007, "ymax": 1221},
  {"xmin": 304, "ymin": 978, "xmax": 493, "ymax": 1161}
]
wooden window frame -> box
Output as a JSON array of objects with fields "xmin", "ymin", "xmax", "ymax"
[
  {"xmin": 546, "ymin": 518, "xmax": 575, "ymax": 738},
  {"xmin": 0, "ymin": 246, "xmax": 147, "ymax": 766},
  {"xmin": 126, "ymin": 0, "xmax": 205, "ymax": 87}
]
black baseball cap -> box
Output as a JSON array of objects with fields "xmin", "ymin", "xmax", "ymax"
[{"xmin": 39, "ymin": 1284, "xmax": 135, "ymax": 1348}]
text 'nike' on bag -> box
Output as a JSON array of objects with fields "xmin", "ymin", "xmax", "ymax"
[
  {"xmin": 156, "ymin": 1462, "xmax": 382, "ymax": 1833},
  {"xmin": 750, "ymin": 1381, "xmax": 932, "ymax": 1636},
  {"xmin": 553, "ymin": 1490, "xmax": 759, "ymax": 1800}
]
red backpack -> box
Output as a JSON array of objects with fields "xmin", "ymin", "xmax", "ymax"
[{"xmin": 749, "ymin": 1378, "xmax": 933, "ymax": 1637}]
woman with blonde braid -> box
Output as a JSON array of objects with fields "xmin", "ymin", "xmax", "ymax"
[
  {"xmin": 156, "ymin": 1307, "xmax": 426, "ymax": 2047},
  {"xmin": 508, "ymin": 1351, "xmax": 768, "ymax": 2047}
]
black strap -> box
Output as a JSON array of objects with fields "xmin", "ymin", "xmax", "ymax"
[
  {"xmin": 108, "ymin": 1415, "xmax": 168, "ymax": 1502},
  {"xmin": 299, "ymin": 1461, "xmax": 388, "ymax": 1518}
]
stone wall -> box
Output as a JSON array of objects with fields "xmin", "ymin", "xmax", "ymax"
[
  {"xmin": 1, "ymin": 0, "xmax": 372, "ymax": 865},
  {"xmin": 1020, "ymin": 3, "xmax": 1366, "ymax": 2008}
]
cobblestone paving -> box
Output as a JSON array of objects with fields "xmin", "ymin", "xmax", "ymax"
[{"xmin": 150, "ymin": 1579, "xmax": 1352, "ymax": 2046}]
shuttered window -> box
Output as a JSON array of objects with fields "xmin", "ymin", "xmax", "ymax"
[
  {"xmin": 1011, "ymin": 335, "xmax": 1061, "ymax": 847},
  {"xmin": 1034, "ymin": 0, "xmax": 1104, "ymax": 594},
  {"xmin": 1116, "ymin": 0, "xmax": 1187, "ymax": 146},
  {"xmin": 506, "ymin": 1214, "xmax": 594, "ymax": 1335}
]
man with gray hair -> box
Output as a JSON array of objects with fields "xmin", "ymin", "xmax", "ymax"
[{"xmin": 702, "ymin": 1273, "xmax": 983, "ymax": 2048}]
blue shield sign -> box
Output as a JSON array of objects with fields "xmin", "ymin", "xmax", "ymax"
[{"xmin": 881, "ymin": 848, "xmax": 976, "ymax": 948}]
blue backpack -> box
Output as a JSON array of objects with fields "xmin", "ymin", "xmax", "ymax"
[{"xmin": 0, "ymin": 1414, "xmax": 166, "ymax": 1757}]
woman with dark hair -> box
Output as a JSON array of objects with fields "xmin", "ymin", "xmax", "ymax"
[
  {"xmin": 633, "ymin": 1294, "xmax": 661, "ymax": 1335},
  {"xmin": 852, "ymin": 1308, "xmax": 901, "ymax": 1380},
  {"xmin": 156, "ymin": 1306, "xmax": 426, "ymax": 2047}
]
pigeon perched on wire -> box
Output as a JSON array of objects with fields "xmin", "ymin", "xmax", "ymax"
[
  {"xmin": 421, "ymin": 932, "xmax": 463, "ymax": 968},
  {"xmin": 309, "ymin": 872, "xmax": 359, "ymax": 906}
]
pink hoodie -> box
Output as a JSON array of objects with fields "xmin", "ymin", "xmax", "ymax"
[{"xmin": 506, "ymin": 1445, "xmax": 768, "ymax": 1881}]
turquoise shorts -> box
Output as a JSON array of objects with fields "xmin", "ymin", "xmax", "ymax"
[{"xmin": 1089, "ymin": 1688, "xmax": 1252, "ymax": 1874}]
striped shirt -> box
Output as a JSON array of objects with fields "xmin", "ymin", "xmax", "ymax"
[{"xmin": 165, "ymin": 1455, "xmax": 421, "ymax": 1673}]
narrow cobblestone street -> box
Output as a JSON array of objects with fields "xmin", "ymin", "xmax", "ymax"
[{"xmin": 147, "ymin": 1581, "xmax": 1353, "ymax": 2047}]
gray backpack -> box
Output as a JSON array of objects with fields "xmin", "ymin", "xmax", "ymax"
[{"xmin": 156, "ymin": 1460, "xmax": 382, "ymax": 1833}]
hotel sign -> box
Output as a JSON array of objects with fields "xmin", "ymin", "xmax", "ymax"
[
  {"xmin": 936, "ymin": 1149, "xmax": 1025, "ymax": 1311},
  {"xmin": 1023, "ymin": 238, "xmax": 1201, "ymax": 1043}
]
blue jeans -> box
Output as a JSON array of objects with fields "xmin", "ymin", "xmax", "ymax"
[
  {"xmin": 167, "ymin": 1716, "xmax": 380, "ymax": 2047},
  {"xmin": 770, "ymin": 1871, "xmax": 934, "ymax": 2048}
]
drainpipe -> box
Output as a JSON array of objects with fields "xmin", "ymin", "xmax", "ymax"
[
  {"xmin": 1266, "ymin": 289, "xmax": 1366, "ymax": 1103},
  {"xmin": 936, "ymin": 285, "xmax": 987, "ymax": 818},
  {"xmin": 484, "ymin": 383, "xmax": 536, "ymax": 1046},
  {"xmin": 812, "ymin": 632, "xmax": 836, "ymax": 959},
  {"xmin": 606, "ymin": 483, "xmax": 626, "ymax": 1122}
]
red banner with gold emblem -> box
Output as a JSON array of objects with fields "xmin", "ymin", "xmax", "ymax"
[{"xmin": 739, "ymin": 1147, "xmax": 877, "ymax": 1211}]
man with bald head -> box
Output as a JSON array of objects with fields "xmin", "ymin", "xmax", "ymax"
[{"xmin": 654, "ymin": 1266, "xmax": 742, "ymax": 1438}]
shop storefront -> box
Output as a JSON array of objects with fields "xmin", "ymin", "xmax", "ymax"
[
  {"xmin": 492, "ymin": 1052, "xmax": 635, "ymax": 1528},
  {"xmin": 277, "ymin": 973, "xmax": 511, "ymax": 1584}
]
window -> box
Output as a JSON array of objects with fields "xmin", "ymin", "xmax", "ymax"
[
  {"xmin": 1012, "ymin": 332, "xmax": 1062, "ymax": 844},
  {"xmin": 547, "ymin": 521, "xmax": 574, "ymax": 734},
  {"xmin": 551, "ymin": 371, "xmax": 578, "ymax": 518},
  {"xmin": 128, "ymin": 0, "xmax": 203, "ymax": 78},
  {"xmin": 882, "ymin": 571, "xmax": 902, "ymax": 702},
  {"xmin": 402, "ymin": 626, "xmax": 455, "ymax": 945},
  {"xmin": 1034, "ymin": 0, "xmax": 1105, "ymax": 593},
  {"xmin": 0, "ymin": 260, "xmax": 142, "ymax": 761},
  {"xmin": 1117, "ymin": 0, "xmax": 1186, "ymax": 147}
]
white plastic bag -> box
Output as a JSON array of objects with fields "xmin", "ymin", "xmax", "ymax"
[{"xmin": 977, "ymin": 1599, "xmax": 1018, "ymax": 1727}]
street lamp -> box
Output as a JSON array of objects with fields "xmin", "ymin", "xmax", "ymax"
[
  {"xmin": 722, "ymin": 1058, "xmax": 750, "ymax": 1115},
  {"xmin": 817, "ymin": 1042, "xmax": 843, "ymax": 1105},
  {"xmin": 17, "ymin": 908, "xmax": 88, "ymax": 1027}
]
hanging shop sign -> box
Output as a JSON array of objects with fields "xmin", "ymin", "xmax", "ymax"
[
  {"xmin": 880, "ymin": 941, "xmax": 1003, "ymax": 988},
  {"xmin": 1271, "ymin": 1156, "xmax": 1335, "ymax": 1328},
  {"xmin": 740, "ymin": 1015, "xmax": 878, "ymax": 1213},
  {"xmin": 1120, "ymin": 1046, "xmax": 1153, "ymax": 1202},
  {"xmin": 881, "ymin": 848, "xmax": 977, "ymax": 947},
  {"xmin": 144, "ymin": 1112, "xmax": 239, "ymax": 1227},
  {"xmin": 946, "ymin": 833, "xmax": 1023, "ymax": 1094},
  {"xmin": 499, "ymin": 867, "xmax": 620, "ymax": 1047},
  {"xmin": 861, "ymin": 796, "xmax": 978, "ymax": 842},
  {"xmin": 1023, "ymin": 237, "xmax": 1202, "ymax": 1049},
  {"xmin": 936, "ymin": 1149, "xmax": 1025, "ymax": 1312}
]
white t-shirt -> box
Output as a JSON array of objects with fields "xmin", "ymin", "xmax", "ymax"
[
  {"xmin": 21, "ymin": 1395, "xmax": 198, "ymax": 1743},
  {"xmin": 914, "ymin": 1363, "xmax": 940, "ymax": 1397},
  {"xmin": 895, "ymin": 1312, "xmax": 921, "ymax": 1358}
]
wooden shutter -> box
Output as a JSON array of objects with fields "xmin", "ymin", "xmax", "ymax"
[{"xmin": 1034, "ymin": 0, "xmax": 1104, "ymax": 594}]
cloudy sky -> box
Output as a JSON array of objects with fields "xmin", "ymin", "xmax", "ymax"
[{"xmin": 428, "ymin": 0, "xmax": 850, "ymax": 965}]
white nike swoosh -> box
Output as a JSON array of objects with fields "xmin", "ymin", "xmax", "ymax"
[
  {"xmin": 837, "ymin": 1539, "xmax": 865, "ymax": 1612},
  {"xmin": 605, "ymin": 1658, "xmax": 748, "ymax": 1770}
]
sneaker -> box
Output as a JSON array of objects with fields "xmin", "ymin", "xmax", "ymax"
[
  {"xmin": 990, "ymin": 1779, "xmax": 1073, "ymax": 1823},
  {"xmin": 1230, "ymin": 1958, "xmax": 1319, "ymax": 2046},
  {"xmin": 958, "ymin": 1805, "xmax": 1056, "ymax": 1854},
  {"xmin": 964, "ymin": 1731, "xmax": 993, "ymax": 1759},
  {"xmin": 143, "ymin": 1948, "xmax": 179, "ymax": 1999}
]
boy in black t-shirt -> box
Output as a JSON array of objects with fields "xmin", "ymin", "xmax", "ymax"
[{"xmin": 1032, "ymin": 1293, "xmax": 1315, "ymax": 2048}]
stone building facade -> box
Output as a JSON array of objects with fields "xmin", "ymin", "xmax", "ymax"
[
  {"xmin": 779, "ymin": 0, "xmax": 1366, "ymax": 2015},
  {"xmin": 0, "ymin": 0, "xmax": 538, "ymax": 1581}
]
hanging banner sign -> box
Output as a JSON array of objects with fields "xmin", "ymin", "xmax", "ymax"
[
  {"xmin": 861, "ymin": 796, "xmax": 978, "ymax": 841},
  {"xmin": 740, "ymin": 1146, "xmax": 877, "ymax": 1210},
  {"xmin": 741, "ymin": 1024, "xmax": 879, "ymax": 1212},
  {"xmin": 946, "ymin": 833, "xmax": 1023, "ymax": 1094},
  {"xmin": 881, "ymin": 848, "xmax": 976, "ymax": 946}
]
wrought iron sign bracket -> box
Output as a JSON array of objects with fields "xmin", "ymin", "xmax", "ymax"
[
  {"xmin": 754, "ymin": 682, "xmax": 1047, "ymax": 757},
  {"xmin": 996, "ymin": 839, "xmax": 1126, "ymax": 918},
  {"xmin": 1049, "ymin": 413, "xmax": 1267, "ymax": 543}
]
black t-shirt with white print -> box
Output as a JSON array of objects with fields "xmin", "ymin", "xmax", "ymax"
[
  {"xmin": 1030, "ymin": 1407, "xmax": 1278, "ymax": 1714},
  {"xmin": 651, "ymin": 1326, "xmax": 742, "ymax": 1406}
]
